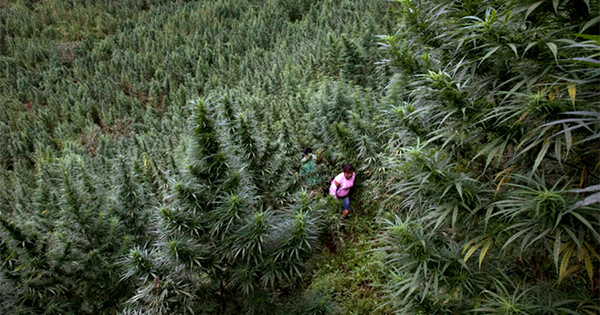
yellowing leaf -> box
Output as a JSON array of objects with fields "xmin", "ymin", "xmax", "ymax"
[
  {"xmin": 479, "ymin": 238, "xmax": 493, "ymax": 269},
  {"xmin": 584, "ymin": 250, "xmax": 594, "ymax": 286},
  {"xmin": 558, "ymin": 243, "xmax": 575, "ymax": 285},
  {"xmin": 580, "ymin": 166, "xmax": 587, "ymax": 188},
  {"xmin": 568, "ymin": 84, "xmax": 576, "ymax": 106},
  {"xmin": 585, "ymin": 241, "xmax": 600, "ymax": 260},
  {"xmin": 494, "ymin": 166, "xmax": 515, "ymax": 199},
  {"xmin": 463, "ymin": 241, "xmax": 480, "ymax": 262}
]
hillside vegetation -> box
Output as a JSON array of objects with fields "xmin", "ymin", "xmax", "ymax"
[{"xmin": 1, "ymin": 0, "xmax": 598, "ymax": 314}]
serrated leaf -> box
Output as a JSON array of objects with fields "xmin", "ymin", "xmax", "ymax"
[
  {"xmin": 531, "ymin": 138, "xmax": 551, "ymax": 175},
  {"xmin": 502, "ymin": 227, "xmax": 532, "ymax": 250},
  {"xmin": 507, "ymin": 43, "xmax": 518, "ymax": 57},
  {"xmin": 581, "ymin": 16, "xmax": 600, "ymax": 33},
  {"xmin": 568, "ymin": 192, "xmax": 600, "ymax": 212},
  {"xmin": 456, "ymin": 181, "xmax": 463, "ymax": 202},
  {"xmin": 564, "ymin": 124, "xmax": 572, "ymax": 153},
  {"xmin": 463, "ymin": 240, "xmax": 475, "ymax": 255},
  {"xmin": 463, "ymin": 242, "xmax": 480, "ymax": 263},
  {"xmin": 558, "ymin": 243, "xmax": 575, "ymax": 283},
  {"xmin": 554, "ymin": 134, "xmax": 563, "ymax": 163},
  {"xmin": 564, "ymin": 211, "xmax": 598, "ymax": 241},
  {"xmin": 479, "ymin": 46, "xmax": 500, "ymax": 65},
  {"xmin": 479, "ymin": 238, "xmax": 493, "ymax": 268},
  {"xmin": 547, "ymin": 42, "xmax": 558, "ymax": 63},
  {"xmin": 523, "ymin": 42, "xmax": 537, "ymax": 57},
  {"xmin": 584, "ymin": 241, "xmax": 600, "ymax": 260},
  {"xmin": 433, "ymin": 206, "xmax": 451, "ymax": 231},
  {"xmin": 525, "ymin": 1, "xmax": 544, "ymax": 20},
  {"xmin": 553, "ymin": 232, "xmax": 562, "ymax": 273}
]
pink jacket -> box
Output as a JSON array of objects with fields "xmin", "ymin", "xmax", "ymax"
[{"xmin": 329, "ymin": 172, "xmax": 355, "ymax": 198}]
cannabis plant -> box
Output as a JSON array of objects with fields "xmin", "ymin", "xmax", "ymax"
[{"xmin": 377, "ymin": 0, "xmax": 599, "ymax": 313}]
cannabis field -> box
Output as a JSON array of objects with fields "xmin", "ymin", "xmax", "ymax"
[{"xmin": 1, "ymin": 0, "xmax": 598, "ymax": 314}]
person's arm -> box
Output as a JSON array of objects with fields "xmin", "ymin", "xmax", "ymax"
[{"xmin": 329, "ymin": 179, "xmax": 339, "ymax": 198}]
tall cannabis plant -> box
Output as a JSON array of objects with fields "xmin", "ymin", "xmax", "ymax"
[
  {"xmin": 123, "ymin": 97, "xmax": 340, "ymax": 314},
  {"xmin": 376, "ymin": 0, "xmax": 599, "ymax": 313},
  {"xmin": 0, "ymin": 155, "xmax": 145, "ymax": 314}
]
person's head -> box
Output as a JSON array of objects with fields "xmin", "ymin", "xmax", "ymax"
[
  {"xmin": 304, "ymin": 147, "xmax": 312, "ymax": 155},
  {"xmin": 342, "ymin": 163, "xmax": 354, "ymax": 179}
]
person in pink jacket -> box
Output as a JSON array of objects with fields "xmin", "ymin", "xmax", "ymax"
[{"xmin": 329, "ymin": 163, "xmax": 356, "ymax": 218}]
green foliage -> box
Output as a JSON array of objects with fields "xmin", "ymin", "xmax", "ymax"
[
  {"xmin": 121, "ymin": 91, "xmax": 387, "ymax": 313},
  {"xmin": 375, "ymin": 0, "xmax": 600, "ymax": 313},
  {"xmin": 308, "ymin": 218, "xmax": 392, "ymax": 315},
  {"xmin": 0, "ymin": 0, "xmax": 391, "ymax": 312},
  {"xmin": 0, "ymin": 155, "xmax": 143, "ymax": 314},
  {"xmin": 4, "ymin": 0, "xmax": 597, "ymax": 313}
]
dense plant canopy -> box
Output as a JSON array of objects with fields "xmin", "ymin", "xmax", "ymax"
[
  {"xmin": 0, "ymin": 0, "xmax": 598, "ymax": 314},
  {"xmin": 374, "ymin": 0, "xmax": 600, "ymax": 313}
]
